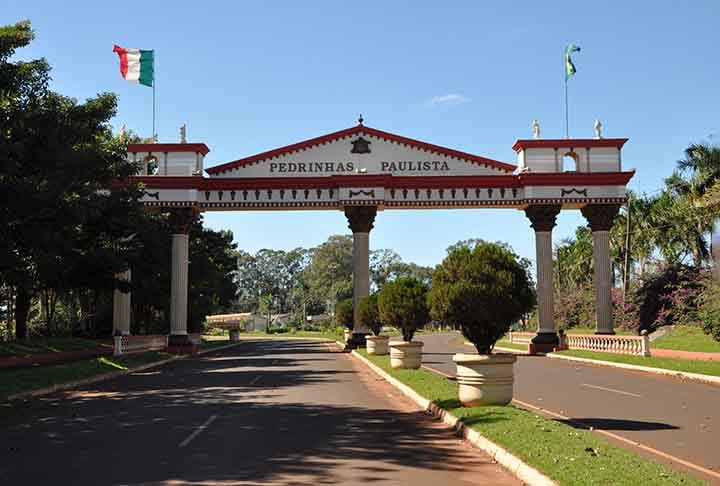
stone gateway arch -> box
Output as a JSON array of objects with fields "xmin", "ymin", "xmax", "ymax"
[{"xmin": 113, "ymin": 121, "xmax": 633, "ymax": 353}]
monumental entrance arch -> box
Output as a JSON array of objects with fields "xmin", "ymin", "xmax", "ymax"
[{"xmin": 113, "ymin": 120, "xmax": 633, "ymax": 352}]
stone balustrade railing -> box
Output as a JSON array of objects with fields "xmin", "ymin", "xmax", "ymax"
[
  {"xmin": 506, "ymin": 330, "xmax": 651, "ymax": 356},
  {"xmin": 507, "ymin": 331, "xmax": 535, "ymax": 345},
  {"xmin": 563, "ymin": 331, "xmax": 650, "ymax": 356},
  {"xmin": 188, "ymin": 333, "xmax": 203, "ymax": 345},
  {"xmin": 113, "ymin": 335, "xmax": 168, "ymax": 356},
  {"xmin": 206, "ymin": 313, "xmax": 249, "ymax": 328}
]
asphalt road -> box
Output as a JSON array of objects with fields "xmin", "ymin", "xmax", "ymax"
[
  {"xmin": 0, "ymin": 339, "xmax": 518, "ymax": 486},
  {"xmin": 417, "ymin": 332, "xmax": 720, "ymax": 483}
]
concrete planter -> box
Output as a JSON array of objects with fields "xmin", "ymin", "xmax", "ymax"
[
  {"xmin": 390, "ymin": 341, "xmax": 423, "ymax": 369},
  {"xmin": 229, "ymin": 330, "xmax": 241, "ymax": 342},
  {"xmin": 453, "ymin": 353, "xmax": 516, "ymax": 406},
  {"xmin": 366, "ymin": 335, "xmax": 389, "ymax": 355},
  {"xmin": 344, "ymin": 329, "xmax": 353, "ymax": 343}
]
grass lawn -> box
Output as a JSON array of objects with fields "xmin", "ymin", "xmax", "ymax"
[
  {"xmin": 0, "ymin": 351, "xmax": 172, "ymax": 400},
  {"xmin": 358, "ymin": 350, "xmax": 701, "ymax": 486},
  {"xmin": 494, "ymin": 340, "xmax": 528, "ymax": 352},
  {"xmin": 652, "ymin": 326, "xmax": 720, "ymax": 353},
  {"xmin": 0, "ymin": 337, "xmax": 110, "ymax": 358},
  {"xmin": 556, "ymin": 349, "xmax": 720, "ymax": 377}
]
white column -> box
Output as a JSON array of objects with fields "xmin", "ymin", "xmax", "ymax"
[
  {"xmin": 592, "ymin": 230, "xmax": 614, "ymax": 334},
  {"xmin": 170, "ymin": 234, "xmax": 189, "ymax": 337},
  {"xmin": 352, "ymin": 231, "xmax": 370, "ymax": 334},
  {"xmin": 112, "ymin": 269, "xmax": 131, "ymax": 335},
  {"xmin": 535, "ymin": 231, "xmax": 555, "ymax": 335}
]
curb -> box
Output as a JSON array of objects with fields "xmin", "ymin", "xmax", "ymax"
[
  {"xmin": 547, "ymin": 353, "xmax": 720, "ymax": 387},
  {"xmin": 4, "ymin": 341, "xmax": 244, "ymax": 402},
  {"xmin": 350, "ymin": 350, "xmax": 556, "ymax": 486}
]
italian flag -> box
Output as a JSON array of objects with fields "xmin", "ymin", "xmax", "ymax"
[{"xmin": 113, "ymin": 45, "xmax": 154, "ymax": 87}]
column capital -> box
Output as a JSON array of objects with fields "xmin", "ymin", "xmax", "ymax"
[
  {"xmin": 344, "ymin": 206, "xmax": 377, "ymax": 233},
  {"xmin": 581, "ymin": 204, "xmax": 621, "ymax": 231},
  {"xmin": 524, "ymin": 205, "xmax": 561, "ymax": 232},
  {"xmin": 168, "ymin": 208, "xmax": 197, "ymax": 234}
]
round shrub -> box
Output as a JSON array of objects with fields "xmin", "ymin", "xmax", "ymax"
[
  {"xmin": 357, "ymin": 294, "xmax": 381, "ymax": 335},
  {"xmin": 378, "ymin": 277, "xmax": 429, "ymax": 342},
  {"xmin": 335, "ymin": 298, "xmax": 354, "ymax": 330},
  {"xmin": 429, "ymin": 241, "xmax": 536, "ymax": 354}
]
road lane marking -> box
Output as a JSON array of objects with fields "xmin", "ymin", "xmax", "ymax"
[
  {"xmin": 179, "ymin": 414, "xmax": 218, "ymax": 448},
  {"xmin": 581, "ymin": 383, "xmax": 642, "ymax": 398},
  {"xmin": 249, "ymin": 375, "xmax": 262, "ymax": 385},
  {"xmin": 419, "ymin": 362, "xmax": 720, "ymax": 481}
]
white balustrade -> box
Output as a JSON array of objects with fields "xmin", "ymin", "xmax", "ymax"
[
  {"xmin": 564, "ymin": 331, "xmax": 650, "ymax": 356},
  {"xmin": 507, "ymin": 331, "xmax": 535, "ymax": 345},
  {"xmin": 113, "ymin": 335, "xmax": 169, "ymax": 356},
  {"xmin": 188, "ymin": 333, "xmax": 202, "ymax": 345}
]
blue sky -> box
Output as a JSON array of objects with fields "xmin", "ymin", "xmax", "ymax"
[{"xmin": 7, "ymin": 1, "xmax": 720, "ymax": 267}]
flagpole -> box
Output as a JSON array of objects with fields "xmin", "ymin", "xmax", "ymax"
[
  {"xmin": 564, "ymin": 74, "xmax": 569, "ymax": 139},
  {"xmin": 153, "ymin": 49, "xmax": 157, "ymax": 143}
]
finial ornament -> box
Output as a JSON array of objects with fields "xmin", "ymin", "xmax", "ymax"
[
  {"xmin": 180, "ymin": 124, "xmax": 187, "ymax": 143},
  {"xmin": 358, "ymin": 114, "xmax": 364, "ymax": 126},
  {"xmin": 594, "ymin": 119, "xmax": 602, "ymax": 139},
  {"xmin": 118, "ymin": 124, "xmax": 127, "ymax": 137},
  {"xmin": 531, "ymin": 119, "xmax": 541, "ymax": 139}
]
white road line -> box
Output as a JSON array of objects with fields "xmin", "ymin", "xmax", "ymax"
[
  {"xmin": 581, "ymin": 383, "xmax": 642, "ymax": 398},
  {"xmin": 179, "ymin": 414, "xmax": 218, "ymax": 448},
  {"xmin": 249, "ymin": 375, "xmax": 262, "ymax": 385}
]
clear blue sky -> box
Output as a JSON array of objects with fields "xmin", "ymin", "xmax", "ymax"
[{"xmin": 7, "ymin": 1, "xmax": 720, "ymax": 267}]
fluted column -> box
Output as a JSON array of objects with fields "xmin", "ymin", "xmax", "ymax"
[
  {"xmin": 582, "ymin": 205, "xmax": 621, "ymax": 335},
  {"xmin": 344, "ymin": 206, "xmax": 377, "ymax": 348},
  {"xmin": 525, "ymin": 205, "xmax": 561, "ymax": 353},
  {"xmin": 112, "ymin": 269, "xmax": 131, "ymax": 336},
  {"xmin": 168, "ymin": 208, "xmax": 196, "ymax": 347}
]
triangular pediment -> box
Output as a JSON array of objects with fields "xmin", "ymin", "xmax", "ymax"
[{"xmin": 206, "ymin": 125, "xmax": 516, "ymax": 178}]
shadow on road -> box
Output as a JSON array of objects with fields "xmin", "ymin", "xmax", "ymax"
[
  {"xmin": 558, "ymin": 417, "xmax": 679, "ymax": 431},
  {"xmin": 0, "ymin": 339, "xmax": 502, "ymax": 485}
]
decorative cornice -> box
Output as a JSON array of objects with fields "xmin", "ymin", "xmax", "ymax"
[
  {"xmin": 344, "ymin": 206, "xmax": 377, "ymax": 233},
  {"xmin": 581, "ymin": 204, "xmax": 621, "ymax": 231},
  {"xmin": 128, "ymin": 143, "xmax": 210, "ymax": 155},
  {"xmin": 512, "ymin": 138, "xmax": 628, "ymax": 152},
  {"xmin": 525, "ymin": 205, "xmax": 562, "ymax": 232}
]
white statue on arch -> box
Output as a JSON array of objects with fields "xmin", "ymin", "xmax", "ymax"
[
  {"xmin": 594, "ymin": 119, "xmax": 602, "ymax": 139},
  {"xmin": 531, "ymin": 119, "xmax": 541, "ymax": 139},
  {"xmin": 180, "ymin": 124, "xmax": 187, "ymax": 143}
]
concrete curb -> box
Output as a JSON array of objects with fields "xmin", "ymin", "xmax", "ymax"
[
  {"xmin": 4, "ymin": 341, "xmax": 244, "ymax": 402},
  {"xmin": 547, "ymin": 352, "xmax": 720, "ymax": 387},
  {"xmin": 350, "ymin": 350, "xmax": 557, "ymax": 486}
]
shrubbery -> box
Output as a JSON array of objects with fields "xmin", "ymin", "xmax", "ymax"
[
  {"xmin": 699, "ymin": 279, "xmax": 720, "ymax": 342},
  {"xmin": 429, "ymin": 241, "xmax": 535, "ymax": 354},
  {"xmin": 357, "ymin": 294, "xmax": 381, "ymax": 335},
  {"xmin": 334, "ymin": 299, "xmax": 354, "ymax": 330},
  {"xmin": 378, "ymin": 277, "xmax": 429, "ymax": 341}
]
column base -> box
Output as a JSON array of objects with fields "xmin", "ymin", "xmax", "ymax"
[
  {"xmin": 167, "ymin": 334, "xmax": 198, "ymax": 355},
  {"xmin": 529, "ymin": 332, "xmax": 560, "ymax": 355},
  {"xmin": 344, "ymin": 332, "xmax": 369, "ymax": 351}
]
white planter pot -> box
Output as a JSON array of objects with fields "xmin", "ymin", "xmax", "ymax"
[
  {"xmin": 389, "ymin": 341, "xmax": 424, "ymax": 369},
  {"xmin": 366, "ymin": 335, "xmax": 389, "ymax": 355},
  {"xmin": 453, "ymin": 353, "xmax": 516, "ymax": 406},
  {"xmin": 344, "ymin": 329, "xmax": 353, "ymax": 343}
]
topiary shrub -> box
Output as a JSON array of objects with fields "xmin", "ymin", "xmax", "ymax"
[
  {"xmin": 429, "ymin": 241, "xmax": 536, "ymax": 354},
  {"xmin": 334, "ymin": 298, "xmax": 354, "ymax": 330},
  {"xmin": 357, "ymin": 294, "xmax": 381, "ymax": 335},
  {"xmin": 378, "ymin": 277, "xmax": 429, "ymax": 342}
]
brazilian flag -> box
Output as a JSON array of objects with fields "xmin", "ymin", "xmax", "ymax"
[{"xmin": 565, "ymin": 43, "xmax": 581, "ymax": 80}]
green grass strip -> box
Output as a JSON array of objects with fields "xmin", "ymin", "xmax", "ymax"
[
  {"xmin": 556, "ymin": 350, "xmax": 720, "ymax": 377},
  {"xmin": 651, "ymin": 326, "xmax": 720, "ymax": 353},
  {"xmin": 0, "ymin": 351, "xmax": 172, "ymax": 400},
  {"xmin": 358, "ymin": 350, "xmax": 701, "ymax": 486}
]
